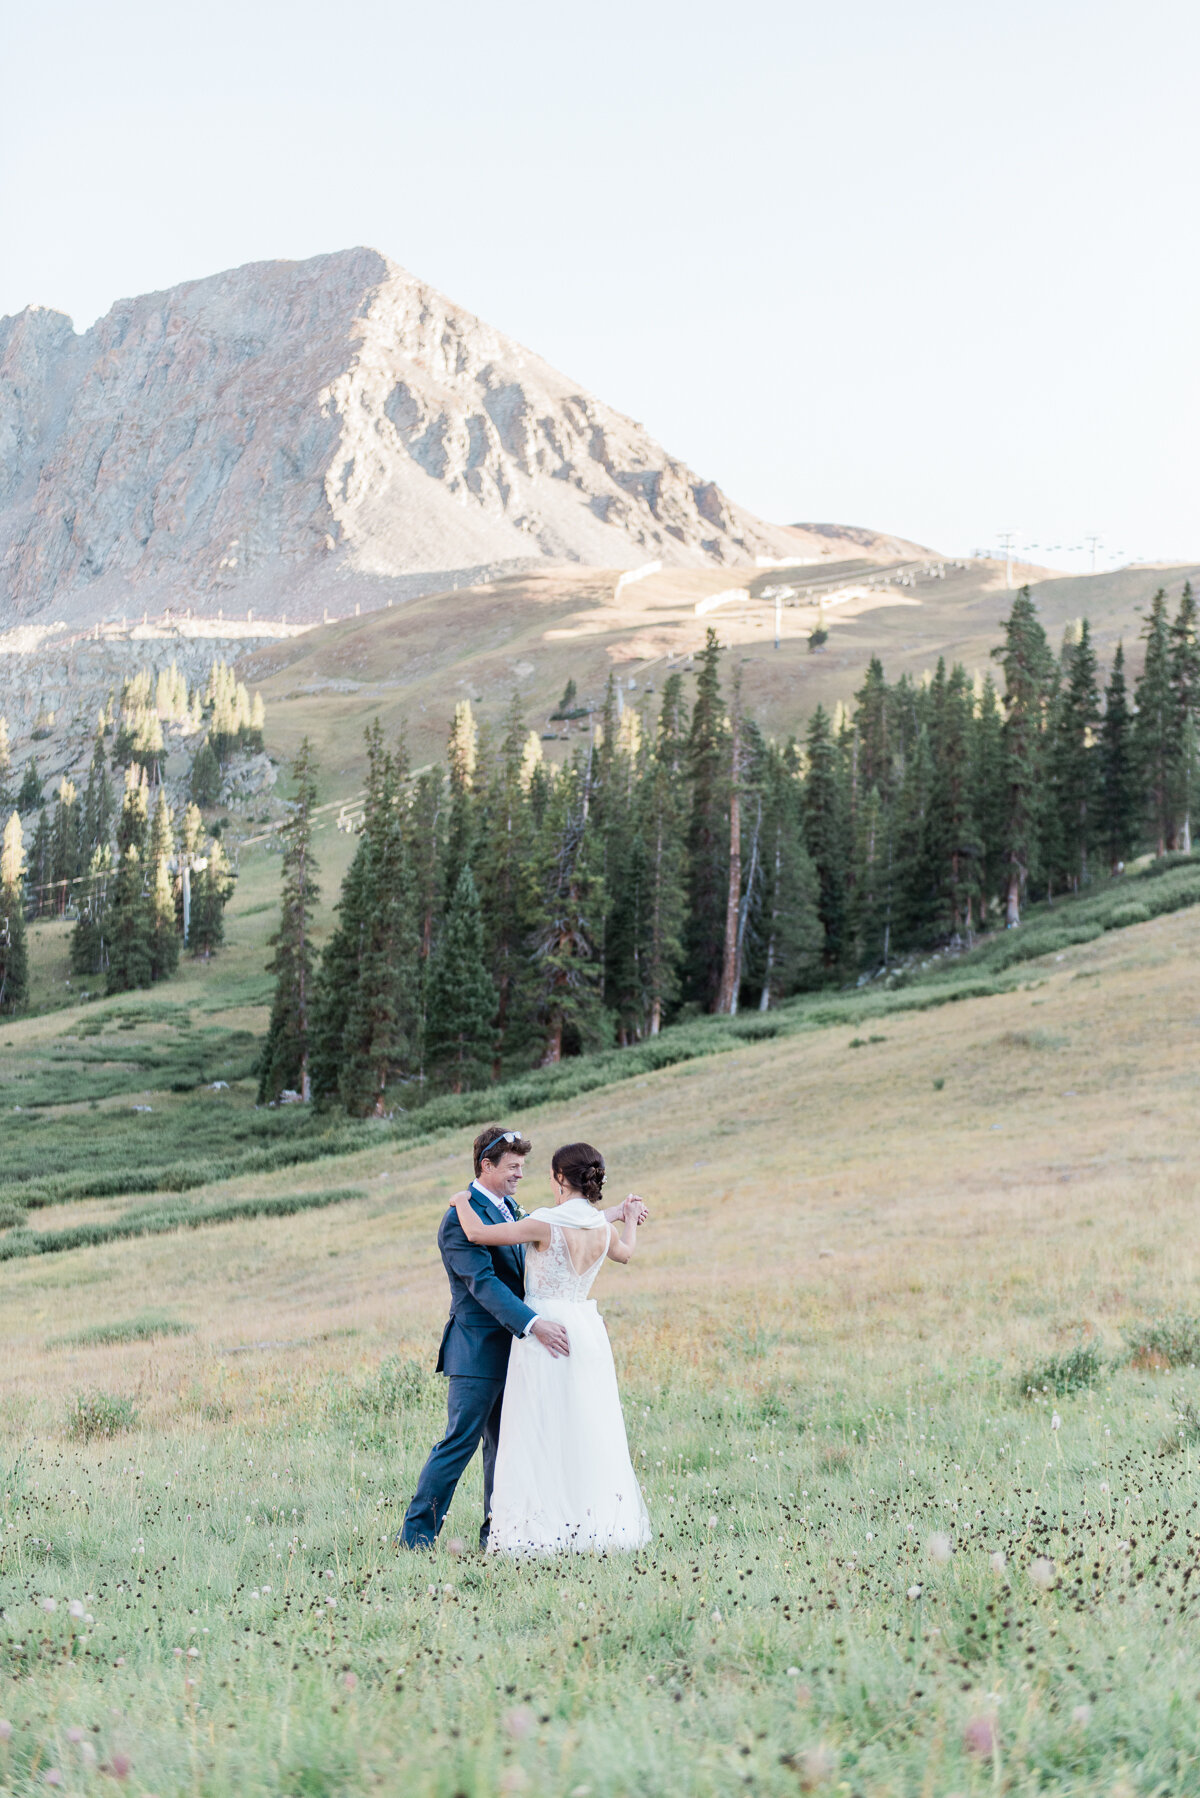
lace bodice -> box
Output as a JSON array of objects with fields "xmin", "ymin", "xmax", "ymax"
[{"xmin": 525, "ymin": 1222, "xmax": 610, "ymax": 1304}]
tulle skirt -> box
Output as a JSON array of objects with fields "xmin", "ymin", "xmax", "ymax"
[{"xmin": 488, "ymin": 1298, "xmax": 651, "ymax": 1557}]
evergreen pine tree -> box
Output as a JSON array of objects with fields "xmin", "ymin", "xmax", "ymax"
[
  {"xmin": 407, "ymin": 766, "xmax": 445, "ymax": 966},
  {"xmin": 1134, "ymin": 588, "xmax": 1175, "ymax": 855},
  {"xmin": 259, "ymin": 739, "xmax": 321, "ymax": 1103},
  {"xmin": 993, "ymin": 586, "xmax": 1052, "ymax": 924},
  {"xmin": 0, "ymin": 812, "xmax": 29, "ymax": 1013},
  {"xmin": 636, "ymin": 673, "xmax": 688, "ymax": 1034},
  {"xmin": 51, "ymin": 778, "xmax": 80, "ymax": 916},
  {"xmin": 972, "ymin": 674, "xmax": 1007, "ymax": 924},
  {"xmin": 26, "ymin": 807, "xmax": 52, "ymax": 920},
  {"xmin": 441, "ymin": 700, "xmax": 478, "ymax": 903},
  {"xmin": 310, "ymin": 724, "xmax": 420, "ymax": 1114},
  {"xmin": 683, "ymin": 629, "xmax": 729, "ymax": 1007},
  {"xmin": 147, "ymin": 790, "xmax": 179, "ymax": 982},
  {"xmin": 1055, "ymin": 617, "xmax": 1101, "ymax": 887},
  {"xmin": 189, "ymin": 739, "xmax": 222, "ymax": 808},
  {"xmin": 81, "ymin": 730, "xmax": 114, "ymax": 859},
  {"xmin": 70, "ymin": 846, "xmax": 113, "ymax": 978},
  {"xmin": 1169, "ymin": 582, "xmax": 1200, "ymax": 851},
  {"xmin": 527, "ymin": 758, "xmax": 606, "ymax": 1063},
  {"xmin": 894, "ymin": 721, "xmax": 938, "ymax": 947},
  {"xmin": 932, "ymin": 664, "xmax": 983, "ymax": 934},
  {"xmin": 106, "ymin": 774, "xmax": 153, "ymax": 993},
  {"xmin": 475, "ymin": 693, "xmax": 537, "ymax": 1074},
  {"xmin": 1101, "ymin": 642, "xmax": 1138, "ymax": 872},
  {"xmin": 190, "ymin": 839, "xmax": 234, "ymax": 959},
  {"xmin": 750, "ymin": 741, "xmax": 821, "ymax": 1006},
  {"xmin": 802, "ymin": 705, "xmax": 850, "ymax": 968},
  {"xmin": 424, "ymin": 866, "xmax": 497, "ymax": 1092},
  {"xmin": 17, "ymin": 759, "xmax": 43, "ymax": 814}
]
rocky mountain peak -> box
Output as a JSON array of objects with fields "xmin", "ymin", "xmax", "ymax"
[{"xmin": 0, "ymin": 248, "xmax": 800, "ymax": 627}]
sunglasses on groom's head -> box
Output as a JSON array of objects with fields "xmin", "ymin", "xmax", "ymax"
[{"xmin": 480, "ymin": 1131, "xmax": 522, "ymax": 1159}]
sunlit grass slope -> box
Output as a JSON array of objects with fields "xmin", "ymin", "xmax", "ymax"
[{"xmin": 0, "ymin": 906, "xmax": 1199, "ymax": 1792}]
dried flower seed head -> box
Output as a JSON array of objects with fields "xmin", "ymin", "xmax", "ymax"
[{"xmin": 928, "ymin": 1533, "xmax": 952, "ymax": 1564}]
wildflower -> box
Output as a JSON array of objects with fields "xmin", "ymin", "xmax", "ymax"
[
  {"xmin": 865, "ymin": 1531, "xmax": 874, "ymax": 1541},
  {"xmin": 707, "ymin": 1515, "xmax": 718, "ymax": 1529},
  {"xmin": 44, "ymin": 1771, "xmax": 64, "ymax": 1787},
  {"xmin": 41, "ymin": 1598, "xmax": 57, "ymax": 1614},
  {"xmin": 1051, "ymin": 1412, "xmax": 1061, "ymax": 1431},
  {"xmin": 503, "ymin": 1706, "xmax": 534, "ymax": 1740},
  {"xmin": 68, "ymin": 1601, "xmax": 85, "ymax": 1620},
  {"xmin": 989, "ymin": 1551, "xmax": 1006, "ymax": 1574},
  {"xmin": 342, "ymin": 1671, "xmax": 357, "ymax": 1692},
  {"xmin": 786, "ymin": 1666, "xmax": 800, "ymax": 1677},
  {"xmin": 446, "ymin": 1537, "xmax": 466, "ymax": 1558},
  {"xmin": 108, "ymin": 1752, "xmax": 131, "ymax": 1778},
  {"xmin": 173, "ymin": 1647, "xmax": 183, "ymax": 1658},
  {"xmin": 927, "ymin": 1532, "xmax": 952, "ymax": 1564},
  {"xmin": 1028, "ymin": 1556, "xmax": 1056, "ymax": 1591},
  {"xmin": 963, "ymin": 1714, "xmax": 997, "ymax": 1757},
  {"xmin": 907, "ymin": 1584, "xmax": 922, "ymax": 1600},
  {"xmin": 1072, "ymin": 1704, "xmax": 1091, "ymax": 1727},
  {"xmin": 0, "ymin": 1721, "xmax": 11, "ymax": 1740},
  {"xmin": 187, "ymin": 1647, "xmax": 200, "ymax": 1658},
  {"xmin": 710, "ymin": 1606, "xmax": 723, "ymax": 1623},
  {"xmin": 325, "ymin": 1596, "xmax": 336, "ymax": 1609}
]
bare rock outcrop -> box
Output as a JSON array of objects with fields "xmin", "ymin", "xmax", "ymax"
[{"xmin": 0, "ymin": 248, "xmax": 803, "ymax": 626}]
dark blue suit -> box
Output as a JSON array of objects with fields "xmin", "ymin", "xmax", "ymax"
[{"xmin": 400, "ymin": 1183, "xmax": 536, "ymax": 1548}]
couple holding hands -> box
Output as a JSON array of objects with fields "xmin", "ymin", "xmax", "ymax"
[{"xmin": 399, "ymin": 1126, "xmax": 651, "ymax": 1557}]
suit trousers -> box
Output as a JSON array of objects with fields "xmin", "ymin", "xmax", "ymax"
[{"xmin": 399, "ymin": 1375, "xmax": 506, "ymax": 1549}]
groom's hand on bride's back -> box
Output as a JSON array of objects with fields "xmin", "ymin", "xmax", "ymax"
[{"xmin": 530, "ymin": 1318, "xmax": 570, "ymax": 1358}]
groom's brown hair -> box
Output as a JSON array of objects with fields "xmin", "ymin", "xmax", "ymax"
[{"xmin": 473, "ymin": 1124, "xmax": 532, "ymax": 1177}]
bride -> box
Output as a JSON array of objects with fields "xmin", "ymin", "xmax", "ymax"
[{"xmin": 452, "ymin": 1140, "xmax": 651, "ymax": 1556}]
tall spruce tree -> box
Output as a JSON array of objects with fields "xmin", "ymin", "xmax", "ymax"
[
  {"xmin": 424, "ymin": 865, "xmax": 497, "ymax": 1092},
  {"xmin": 972, "ymin": 674, "xmax": 1007, "ymax": 923},
  {"xmin": 1055, "ymin": 617, "xmax": 1101, "ymax": 888},
  {"xmin": 1101, "ymin": 642, "xmax": 1138, "ymax": 872},
  {"xmin": 993, "ymin": 586, "xmax": 1051, "ymax": 925},
  {"xmin": 636, "ymin": 673, "xmax": 688, "ymax": 1034},
  {"xmin": 0, "ymin": 812, "xmax": 29, "ymax": 1013},
  {"xmin": 750, "ymin": 741, "xmax": 821, "ymax": 1006},
  {"xmin": 802, "ymin": 705, "xmax": 850, "ymax": 968},
  {"xmin": 310, "ymin": 723, "xmax": 421, "ymax": 1114},
  {"xmin": 17, "ymin": 759, "xmax": 43, "ymax": 813},
  {"xmin": 475, "ymin": 693, "xmax": 537, "ymax": 1074},
  {"xmin": 106, "ymin": 774, "xmax": 153, "ymax": 993},
  {"xmin": 683, "ymin": 629, "xmax": 729, "ymax": 1008},
  {"xmin": 442, "ymin": 700, "xmax": 478, "ymax": 903},
  {"xmin": 81, "ymin": 731, "xmax": 114, "ymax": 861},
  {"xmin": 26, "ymin": 807, "xmax": 52, "ymax": 920},
  {"xmin": 1169, "ymin": 582, "xmax": 1200, "ymax": 851},
  {"xmin": 259, "ymin": 739, "xmax": 321, "ymax": 1103},
  {"xmin": 527, "ymin": 757, "xmax": 605, "ymax": 1063},
  {"xmin": 147, "ymin": 790, "xmax": 179, "ymax": 982},
  {"xmin": 70, "ymin": 846, "xmax": 113, "ymax": 978},
  {"xmin": 50, "ymin": 778, "xmax": 80, "ymax": 916},
  {"xmin": 1134, "ymin": 589, "xmax": 1174, "ymax": 855},
  {"xmin": 190, "ymin": 838, "xmax": 234, "ymax": 958},
  {"xmin": 189, "ymin": 738, "xmax": 222, "ymax": 809}
]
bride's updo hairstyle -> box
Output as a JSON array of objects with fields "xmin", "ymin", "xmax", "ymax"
[{"xmin": 552, "ymin": 1142, "xmax": 606, "ymax": 1207}]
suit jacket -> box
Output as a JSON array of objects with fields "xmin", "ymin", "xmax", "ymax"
[{"xmin": 435, "ymin": 1185, "xmax": 536, "ymax": 1379}]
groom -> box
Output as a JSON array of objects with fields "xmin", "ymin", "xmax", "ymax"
[{"xmin": 398, "ymin": 1124, "xmax": 570, "ymax": 1551}]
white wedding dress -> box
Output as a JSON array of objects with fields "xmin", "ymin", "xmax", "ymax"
[{"xmin": 488, "ymin": 1198, "xmax": 651, "ymax": 1556}]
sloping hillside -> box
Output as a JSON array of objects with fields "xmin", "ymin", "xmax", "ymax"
[{"xmin": 241, "ymin": 555, "xmax": 1200, "ymax": 787}]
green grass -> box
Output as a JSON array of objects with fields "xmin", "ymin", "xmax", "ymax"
[
  {"xmin": 0, "ymin": 1363, "xmax": 1198, "ymax": 1794},
  {"xmin": 49, "ymin": 1312, "xmax": 194, "ymax": 1349}
]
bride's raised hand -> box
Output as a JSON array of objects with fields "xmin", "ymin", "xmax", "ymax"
[{"xmin": 622, "ymin": 1194, "xmax": 649, "ymax": 1225}]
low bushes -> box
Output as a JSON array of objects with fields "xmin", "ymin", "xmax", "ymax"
[
  {"xmin": 65, "ymin": 1390, "xmax": 138, "ymax": 1440},
  {"xmin": 0, "ymin": 1187, "xmax": 364, "ymax": 1263}
]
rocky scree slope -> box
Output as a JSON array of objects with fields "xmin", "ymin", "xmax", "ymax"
[{"xmin": 0, "ymin": 247, "xmax": 803, "ymax": 628}]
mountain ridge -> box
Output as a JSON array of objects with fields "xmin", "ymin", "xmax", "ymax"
[{"xmin": 0, "ymin": 247, "xmax": 872, "ymax": 629}]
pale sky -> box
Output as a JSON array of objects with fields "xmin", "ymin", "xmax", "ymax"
[{"xmin": 3, "ymin": 0, "xmax": 1197, "ymax": 573}]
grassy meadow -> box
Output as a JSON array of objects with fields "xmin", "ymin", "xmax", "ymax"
[{"xmin": 2, "ymin": 876, "xmax": 1200, "ymax": 1791}]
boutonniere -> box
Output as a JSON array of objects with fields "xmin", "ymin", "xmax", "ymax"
[{"xmin": 509, "ymin": 1199, "xmax": 527, "ymax": 1221}]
